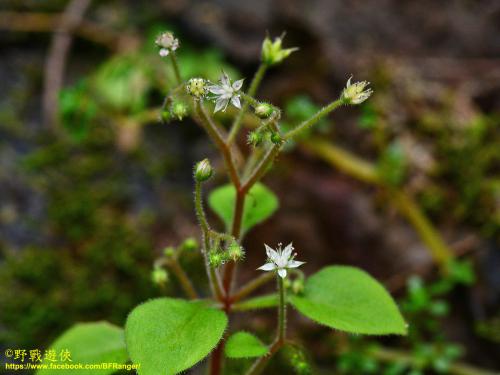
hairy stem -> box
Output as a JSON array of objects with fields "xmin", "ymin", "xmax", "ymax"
[
  {"xmin": 228, "ymin": 63, "xmax": 267, "ymax": 144},
  {"xmin": 232, "ymin": 272, "xmax": 275, "ymax": 303},
  {"xmin": 167, "ymin": 258, "xmax": 198, "ymax": 299},
  {"xmin": 194, "ymin": 181, "xmax": 223, "ymax": 301},
  {"xmin": 169, "ymin": 53, "xmax": 182, "ymax": 85},
  {"xmin": 194, "ymin": 101, "xmax": 241, "ymax": 189},
  {"xmin": 284, "ymin": 98, "xmax": 343, "ymax": 140},
  {"xmin": 245, "ymin": 276, "xmax": 286, "ymax": 375},
  {"xmin": 242, "ymin": 143, "xmax": 281, "ymax": 192}
]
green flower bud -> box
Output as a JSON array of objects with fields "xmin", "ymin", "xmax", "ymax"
[
  {"xmin": 171, "ymin": 100, "xmax": 189, "ymax": 120},
  {"xmin": 227, "ymin": 242, "xmax": 244, "ymax": 261},
  {"xmin": 181, "ymin": 237, "xmax": 198, "ymax": 252},
  {"xmin": 292, "ymin": 279, "xmax": 304, "ymax": 294},
  {"xmin": 254, "ymin": 102, "xmax": 274, "ymax": 118},
  {"xmin": 194, "ymin": 158, "xmax": 213, "ymax": 182},
  {"xmin": 261, "ymin": 35, "xmax": 298, "ymax": 66},
  {"xmin": 209, "ymin": 250, "xmax": 225, "ymax": 268},
  {"xmin": 186, "ymin": 78, "xmax": 207, "ymax": 98},
  {"xmin": 151, "ymin": 267, "xmax": 168, "ymax": 285},
  {"xmin": 270, "ymin": 131, "xmax": 282, "ymax": 145},
  {"xmin": 163, "ymin": 246, "xmax": 176, "ymax": 257},
  {"xmin": 161, "ymin": 109, "xmax": 172, "ymax": 123},
  {"xmin": 247, "ymin": 130, "xmax": 264, "ymax": 147}
]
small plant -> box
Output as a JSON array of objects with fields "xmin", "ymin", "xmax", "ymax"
[{"xmin": 40, "ymin": 32, "xmax": 407, "ymax": 375}]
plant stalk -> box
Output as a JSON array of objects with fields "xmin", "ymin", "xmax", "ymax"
[{"xmin": 245, "ymin": 275, "xmax": 286, "ymax": 375}]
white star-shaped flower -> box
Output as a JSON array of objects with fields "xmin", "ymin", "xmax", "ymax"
[
  {"xmin": 257, "ymin": 243, "xmax": 305, "ymax": 278},
  {"xmin": 341, "ymin": 76, "xmax": 373, "ymax": 105},
  {"xmin": 208, "ymin": 71, "xmax": 244, "ymax": 113}
]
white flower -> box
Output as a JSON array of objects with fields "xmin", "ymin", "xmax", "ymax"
[
  {"xmin": 208, "ymin": 71, "xmax": 244, "ymax": 113},
  {"xmin": 257, "ymin": 243, "xmax": 305, "ymax": 278},
  {"xmin": 341, "ymin": 76, "xmax": 373, "ymax": 105},
  {"xmin": 155, "ymin": 31, "xmax": 179, "ymax": 57}
]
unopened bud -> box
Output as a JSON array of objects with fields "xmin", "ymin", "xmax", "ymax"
[
  {"xmin": 172, "ymin": 101, "xmax": 189, "ymax": 120},
  {"xmin": 161, "ymin": 109, "xmax": 172, "ymax": 123},
  {"xmin": 247, "ymin": 130, "xmax": 264, "ymax": 147},
  {"xmin": 194, "ymin": 158, "xmax": 213, "ymax": 182},
  {"xmin": 254, "ymin": 103, "xmax": 274, "ymax": 119},
  {"xmin": 151, "ymin": 267, "xmax": 168, "ymax": 285},
  {"xmin": 163, "ymin": 246, "xmax": 176, "ymax": 257},
  {"xmin": 227, "ymin": 242, "xmax": 244, "ymax": 261},
  {"xmin": 292, "ymin": 279, "xmax": 304, "ymax": 294},
  {"xmin": 181, "ymin": 237, "xmax": 198, "ymax": 252},
  {"xmin": 270, "ymin": 131, "xmax": 282, "ymax": 145},
  {"xmin": 209, "ymin": 250, "xmax": 225, "ymax": 268}
]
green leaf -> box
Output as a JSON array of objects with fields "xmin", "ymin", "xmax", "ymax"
[
  {"xmin": 36, "ymin": 322, "xmax": 128, "ymax": 375},
  {"xmin": 125, "ymin": 298, "xmax": 227, "ymax": 375},
  {"xmin": 290, "ymin": 266, "xmax": 407, "ymax": 335},
  {"xmin": 225, "ymin": 332, "xmax": 268, "ymax": 358},
  {"xmin": 208, "ymin": 183, "xmax": 278, "ymax": 233}
]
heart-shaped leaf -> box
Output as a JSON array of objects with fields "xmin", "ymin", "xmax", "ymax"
[
  {"xmin": 290, "ymin": 266, "xmax": 407, "ymax": 335},
  {"xmin": 125, "ymin": 298, "xmax": 227, "ymax": 375},
  {"xmin": 208, "ymin": 183, "xmax": 278, "ymax": 233},
  {"xmin": 37, "ymin": 322, "xmax": 128, "ymax": 375},
  {"xmin": 225, "ymin": 331, "xmax": 267, "ymax": 358}
]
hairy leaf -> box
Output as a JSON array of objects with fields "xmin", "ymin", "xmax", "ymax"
[
  {"xmin": 125, "ymin": 298, "xmax": 227, "ymax": 374},
  {"xmin": 290, "ymin": 266, "xmax": 407, "ymax": 335},
  {"xmin": 208, "ymin": 183, "xmax": 278, "ymax": 233},
  {"xmin": 37, "ymin": 322, "xmax": 127, "ymax": 375},
  {"xmin": 225, "ymin": 332, "xmax": 267, "ymax": 358}
]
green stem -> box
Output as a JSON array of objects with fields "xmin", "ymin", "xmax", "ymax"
[
  {"xmin": 231, "ymin": 272, "xmax": 275, "ymax": 303},
  {"xmin": 284, "ymin": 98, "xmax": 343, "ymax": 140},
  {"xmin": 242, "ymin": 143, "xmax": 282, "ymax": 192},
  {"xmin": 245, "ymin": 275, "xmax": 286, "ymax": 375},
  {"xmin": 194, "ymin": 181, "xmax": 223, "ymax": 301},
  {"xmin": 194, "ymin": 101, "xmax": 241, "ymax": 189},
  {"xmin": 228, "ymin": 64, "xmax": 267, "ymax": 144},
  {"xmin": 169, "ymin": 53, "xmax": 182, "ymax": 85},
  {"xmin": 167, "ymin": 258, "xmax": 198, "ymax": 299}
]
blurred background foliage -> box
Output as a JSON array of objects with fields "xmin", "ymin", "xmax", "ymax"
[{"xmin": 0, "ymin": 0, "xmax": 499, "ymax": 374}]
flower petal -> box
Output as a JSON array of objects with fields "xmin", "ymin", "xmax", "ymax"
[
  {"xmin": 208, "ymin": 85, "xmax": 226, "ymax": 95},
  {"xmin": 231, "ymin": 96, "xmax": 241, "ymax": 109},
  {"xmin": 159, "ymin": 48, "xmax": 169, "ymax": 57},
  {"xmin": 214, "ymin": 98, "xmax": 229, "ymax": 113},
  {"xmin": 220, "ymin": 71, "xmax": 230, "ymax": 87},
  {"xmin": 278, "ymin": 269, "xmax": 287, "ymax": 278},
  {"xmin": 232, "ymin": 79, "xmax": 244, "ymax": 91},
  {"xmin": 282, "ymin": 243, "xmax": 293, "ymax": 260},
  {"xmin": 265, "ymin": 244, "xmax": 279, "ymax": 261},
  {"xmin": 258, "ymin": 263, "xmax": 276, "ymax": 271},
  {"xmin": 287, "ymin": 260, "xmax": 305, "ymax": 268}
]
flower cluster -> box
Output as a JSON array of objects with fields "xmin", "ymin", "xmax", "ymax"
[
  {"xmin": 258, "ymin": 243, "xmax": 304, "ymax": 278},
  {"xmin": 155, "ymin": 31, "xmax": 179, "ymax": 57}
]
